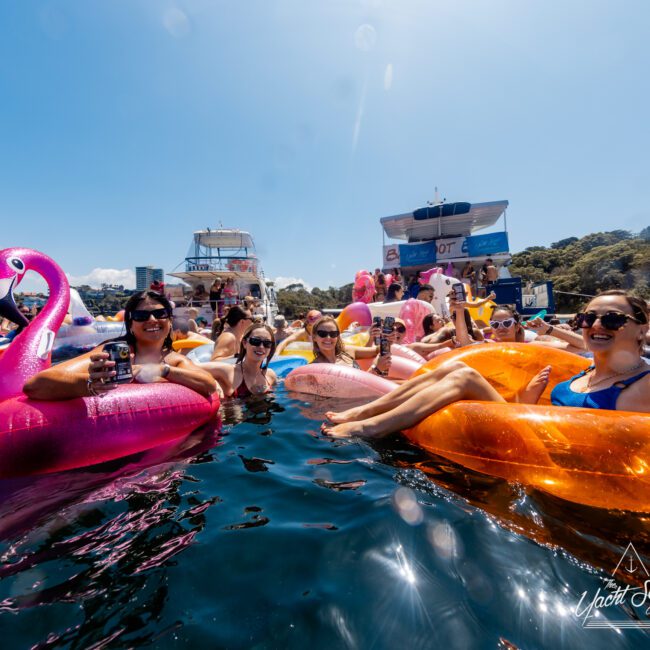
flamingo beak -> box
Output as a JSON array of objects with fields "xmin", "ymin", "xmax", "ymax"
[{"xmin": 0, "ymin": 276, "xmax": 30, "ymax": 331}]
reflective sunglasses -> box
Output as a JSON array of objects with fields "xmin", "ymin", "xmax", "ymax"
[
  {"xmin": 247, "ymin": 336, "xmax": 273, "ymax": 349},
  {"xmin": 394, "ymin": 325, "xmax": 406, "ymax": 334},
  {"xmin": 490, "ymin": 318, "xmax": 515, "ymax": 329},
  {"xmin": 316, "ymin": 330, "xmax": 339, "ymax": 339},
  {"xmin": 131, "ymin": 308, "xmax": 171, "ymax": 322},
  {"xmin": 575, "ymin": 311, "xmax": 640, "ymax": 331}
]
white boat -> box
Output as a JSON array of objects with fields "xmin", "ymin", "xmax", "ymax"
[{"xmin": 168, "ymin": 229, "xmax": 278, "ymax": 323}]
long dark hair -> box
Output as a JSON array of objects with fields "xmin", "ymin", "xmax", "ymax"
[
  {"xmin": 218, "ymin": 305, "xmax": 252, "ymax": 335},
  {"xmin": 384, "ymin": 283, "xmax": 403, "ymax": 303},
  {"xmin": 122, "ymin": 291, "xmax": 174, "ymax": 353},
  {"xmin": 235, "ymin": 323, "xmax": 276, "ymax": 371}
]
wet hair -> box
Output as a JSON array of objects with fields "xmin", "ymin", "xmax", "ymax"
[
  {"xmin": 384, "ymin": 283, "xmax": 404, "ymax": 303},
  {"xmin": 589, "ymin": 290, "xmax": 648, "ymax": 324},
  {"xmin": 122, "ymin": 291, "xmax": 174, "ymax": 353},
  {"xmin": 311, "ymin": 316, "xmax": 355, "ymax": 364},
  {"xmin": 419, "ymin": 283, "xmax": 434, "ymax": 293},
  {"xmin": 219, "ymin": 305, "xmax": 252, "ymax": 335},
  {"xmin": 236, "ymin": 323, "xmax": 276, "ymax": 371}
]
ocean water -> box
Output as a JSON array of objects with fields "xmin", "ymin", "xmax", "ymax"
[{"xmin": 1, "ymin": 385, "xmax": 648, "ymax": 649}]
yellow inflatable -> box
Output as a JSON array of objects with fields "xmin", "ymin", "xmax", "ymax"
[
  {"xmin": 406, "ymin": 344, "xmax": 650, "ymax": 512},
  {"xmin": 172, "ymin": 338, "xmax": 210, "ymax": 352}
]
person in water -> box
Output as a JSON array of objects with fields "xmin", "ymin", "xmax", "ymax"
[
  {"xmin": 210, "ymin": 305, "xmax": 253, "ymax": 360},
  {"xmin": 202, "ymin": 324, "xmax": 277, "ymax": 397},
  {"xmin": 322, "ymin": 290, "xmax": 649, "ymax": 438},
  {"xmin": 275, "ymin": 309, "xmax": 323, "ymax": 355},
  {"xmin": 23, "ymin": 291, "xmax": 218, "ymax": 400},
  {"xmin": 311, "ymin": 316, "xmax": 389, "ymax": 372}
]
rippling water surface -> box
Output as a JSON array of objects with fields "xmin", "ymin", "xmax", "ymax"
[{"xmin": 1, "ymin": 386, "xmax": 649, "ymax": 649}]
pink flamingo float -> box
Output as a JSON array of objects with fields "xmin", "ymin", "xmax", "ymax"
[{"xmin": 0, "ymin": 248, "xmax": 220, "ymax": 478}]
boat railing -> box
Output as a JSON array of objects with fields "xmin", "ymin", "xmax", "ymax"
[{"xmin": 185, "ymin": 256, "xmax": 258, "ymax": 274}]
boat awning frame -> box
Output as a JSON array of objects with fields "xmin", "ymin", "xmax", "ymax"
[{"xmin": 381, "ymin": 200, "xmax": 509, "ymax": 242}]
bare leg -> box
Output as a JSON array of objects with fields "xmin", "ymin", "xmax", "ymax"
[
  {"xmin": 323, "ymin": 366, "xmax": 506, "ymax": 438},
  {"xmin": 325, "ymin": 360, "xmax": 467, "ymax": 424}
]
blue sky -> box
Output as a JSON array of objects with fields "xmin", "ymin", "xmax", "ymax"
[{"xmin": 2, "ymin": 0, "xmax": 649, "ymax": 293}]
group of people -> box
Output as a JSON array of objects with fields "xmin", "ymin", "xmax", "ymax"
[{"xmin": 16, "ymin": 281, "xmax": 650, "ymax": 440}]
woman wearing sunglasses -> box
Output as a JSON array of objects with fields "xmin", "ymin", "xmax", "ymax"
[
  {"xmin": 202, "ymin": 324, "xmax": 277, "ymax": 398},
  {"xmin": 322, "ymin": 290, "xmax": 649, "ymax": 438},
  {"xmin": 24, "ymin": 291, "xmax": 218, "ymax": 400},
  {"xmin": 311, "ymin": 316, "xmax": 384, "ymax": 370}
]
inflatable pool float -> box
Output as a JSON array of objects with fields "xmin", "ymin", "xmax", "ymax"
[
  {"xmin": 0, "ymin": 248, "xmax": 220, "ymax": 479},
  {"xmin": 285, "ymin": 363, "xmax": 396, "ymax": 399},
  {"xmin": 287, "ymin": 341, "xmax": 650, "ymax": 511},
  {"xmin": 52, "ymin": 288, "xmax": 126, "ymax": 358},
  {"xmin": 172, "ymin": 337, "xmax": 212, "ymax": 352},
  {"xmin": 405, "ymin": 344, "xmax": 650, "ymax": 512},
  {"xmin": 186, "ymin": 343, "xmax": 308, "ymax": 379}
]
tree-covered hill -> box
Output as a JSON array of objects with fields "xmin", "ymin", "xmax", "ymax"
[{"xmin": 509, "ymin": 228, "xmax": 650, "ymax": 312}]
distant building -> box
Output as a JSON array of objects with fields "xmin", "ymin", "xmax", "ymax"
[{"xmin": 136, "ymin": 266, "xmax": 164, "ymax": 291}]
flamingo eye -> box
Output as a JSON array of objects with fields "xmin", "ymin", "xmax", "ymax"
[{"xmin": 7, "ymin": 257, "xmax": 25, "ymax": 274}]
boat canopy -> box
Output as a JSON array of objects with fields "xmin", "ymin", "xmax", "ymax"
[
  {"xmin": 192, "ymin": 229, "xmax": 255, "ymax": 250},
  {"xmin": 381, "ymin": 200, "xmax": 508, "ymax": 242}
]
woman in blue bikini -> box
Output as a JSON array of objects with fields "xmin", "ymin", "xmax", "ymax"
[{"xmin": 323, "ymin": 290, "xmax": 649, "ymax": 438}]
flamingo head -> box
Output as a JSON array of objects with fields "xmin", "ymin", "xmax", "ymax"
[{"xmin": 0, "ymin": 248, "xmax": 30, "ymax": 330}]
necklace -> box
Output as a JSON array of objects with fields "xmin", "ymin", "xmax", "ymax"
[{"xmin": 584, "ymin": 361, "xmax": 645, "ymax": 391}]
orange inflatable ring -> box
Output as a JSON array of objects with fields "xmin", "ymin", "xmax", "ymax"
[
  {"xmin": 405, "ymin": 344, "xmax": 650, "ymax": 512},
  {"xmin": 172, "ymin": 338, "xmax": 211, "ymax": 352}
]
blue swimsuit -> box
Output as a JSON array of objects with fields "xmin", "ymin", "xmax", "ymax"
[{"xmin": 550, "ymin": 367, "xmax": 650, "ymax": 410}]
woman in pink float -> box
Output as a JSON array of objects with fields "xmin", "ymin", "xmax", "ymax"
[{"xmin": 24, "ymin": 291, "xmax": 218, "ymax": 400}]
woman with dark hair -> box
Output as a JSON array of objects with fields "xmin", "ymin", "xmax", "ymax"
[
  {"xmin": 210, "ymin": 305, "xmax": 253, "ymax": 360},
  {"xmin": 24, "ymin": 291, "xmax": 218, "ymax": 400},
  {"xmin": 383, "ymin": 283, "xmax": 405, "ymax": 304},
  {"xmin": 322, "ymin": 290, "xmax": 650, "ymax": 438},
  {"xmin": 202, "ymin": 324, "xmax": 277, "ymax": 397},
  {"xmin": 421, "ymin": 313, "xmax": 446, "ymax": 338},
  {"xmin": 374, "ymin": 272, "xmax": 387, "ymax": 302}
]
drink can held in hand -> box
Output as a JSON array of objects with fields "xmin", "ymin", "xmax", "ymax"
[{"xmin": 103, "ymin": 342, "xmax": 133, "ymax": 384}]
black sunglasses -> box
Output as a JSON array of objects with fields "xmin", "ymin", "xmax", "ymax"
[
  {"xmin": 575, "ymin": 311, "xmax": 640, "ymax": 331},
  {"xmin": 394, "ymin": 325, "xmax": 406, "ymax": 333},
  {"xmin": 316, "ymin": 330, "xmax": 339, "ymax": 338},
  {"xmin": 131, "ymin": 308, "xmax": 171, "ymax": 322},
  {"xmin": 247, "ymin": 336, "xmax": 273, "ymax": 349}
]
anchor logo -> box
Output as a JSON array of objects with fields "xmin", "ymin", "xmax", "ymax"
[{"xmin": 612, "ymin": 542, "xmax": 649, "ymax": 580}]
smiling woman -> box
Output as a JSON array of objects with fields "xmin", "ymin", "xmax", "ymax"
[
  {"xmin": 23, "ymin": 291, "xmax": 218, "ymax": 400},
  {"xmin": 200, "ymin": 324, "xmax": 278, "ymax": 397}
]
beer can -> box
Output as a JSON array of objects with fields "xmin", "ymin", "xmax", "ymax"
[{"xmin": 103, "ymin": 341, "xmax": 133, "ymax": 384}]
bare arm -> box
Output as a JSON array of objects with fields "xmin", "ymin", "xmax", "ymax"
[
  {"xmin": 526, "ymin": 318, "xmax": 587, "ymax": 350},
  {"xmin": 161, "ymin": 353, "xmax": 219, "ymax": 398},
  {"xmin": 211, "ymin": 331, "xmax": 237, "ymax": 360},
  {"xmin": 200, "ymin": 361, "xmax": 237, "ymax": 396},
  {"xmin": 23, "ymin": 347, "xmax": 109, "ymax": 400},
  {"xmin": 274, "ymin": 328, "xmax": 306, "ymax": 355}
]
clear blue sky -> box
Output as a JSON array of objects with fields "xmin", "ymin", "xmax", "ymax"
[{"xmin": 2, "ymin": 1, "xmax": 649, "ymax": 292}]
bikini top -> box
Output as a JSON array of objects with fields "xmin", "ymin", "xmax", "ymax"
[
  {"xmin": 550, "ymin": 367, "xmax": 650, "ymax": 410},
  {"xmin": 232, "ymin": 366, "xmax": 271, "ymax": 398}
]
